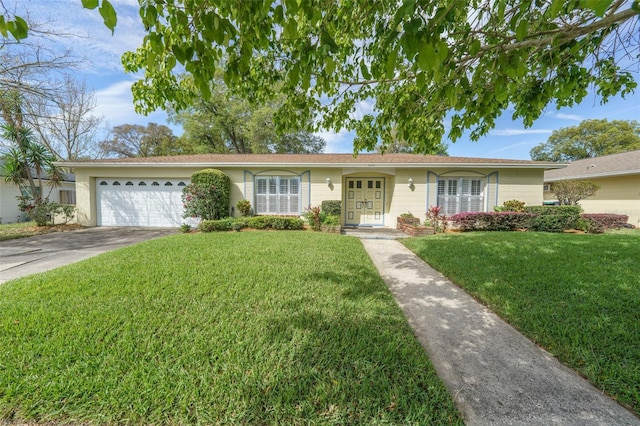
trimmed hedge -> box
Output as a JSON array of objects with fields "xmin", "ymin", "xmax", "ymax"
[
  {"xmin": 321, "ymin": 200, "xmax": 342, "ymax": 216},
  {"xmin": 449, "ymin": 206, "xmax": 630, "ymax": 234},
  {"xmin": 199, "ymin": 216, "xmax": 304, "ymax": 232},
  {"xmin": 582, "ymin": 214, "xmax": 629, "ymax": 229},
  {"xmin": 524, "ymin": 205, "xmax": 582, "ymax": 232},
  {"xmin": 199, "ymin": 218, "xmax": 237, "ymax": 232},
  {"xmin": 449, "ymin": 212, "xmax": 535, "ymax": 231},
  {"xmin": 449, "ymin": 206, "xmax": 585, "ymax": 233}
]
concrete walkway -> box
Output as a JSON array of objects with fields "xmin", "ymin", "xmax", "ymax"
[{"xmin": 361, "ymin": 239, "xmax": 639, "ymax": 426}]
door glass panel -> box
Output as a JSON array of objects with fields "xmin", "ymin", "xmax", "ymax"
[{"xmin": 367, "ymin": 180, "xmax": 373, "ymax": 189}]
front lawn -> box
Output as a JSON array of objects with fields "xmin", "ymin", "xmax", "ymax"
[
  {"xmin": 0, "ymin": 232, "xmax": 462, "ymax": 425},
  {"xmin": 404, "ymin": 231, "xmax": 640, "ymax": 415},
  {"xmin": 0, "ymin": 221, "xmax": 83, "ymax": 241}
]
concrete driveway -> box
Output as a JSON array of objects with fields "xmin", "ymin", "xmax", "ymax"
[{"xmin": 0, "ymin": 227, "xmax": 177, "ymax": 284}]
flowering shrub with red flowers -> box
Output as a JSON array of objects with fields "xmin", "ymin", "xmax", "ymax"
[
  {"xmin": 182, "ymin": 183, "xmax": 225, "ymax": 221},
  {"xmin": 304, "ymin": 205, "xmax": 322, "ymax": 231},
  {"xmin": 426, "ymin": 205, "xmax": 447, "ymax": 233}
]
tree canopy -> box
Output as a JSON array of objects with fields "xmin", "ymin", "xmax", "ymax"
[
  {"xmin": 169, "ymin": 77, "xmax": 325, "ymax": 154},
  {"xmin": 530, "ymin": 119, "xmax": 640, "ymax": 162},
  {"xmin": 550, "ymin": 180, "xmax": 600, "ymax": 205},
  {"xmin": 99, "ymin": 123, "xmax": 178, "ymax": 158},
  {"xmin": 5, "ymin": 1, "xmax": 640, "ymax": 154}
]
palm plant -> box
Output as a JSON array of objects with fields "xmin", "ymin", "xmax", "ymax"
[{"xmin": 1, "ymin": 123, "xmax": 62, "ymax": 209}]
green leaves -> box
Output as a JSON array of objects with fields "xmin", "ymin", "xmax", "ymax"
[
  {"xmin": 81, "ymin": 0, "xmax": 99, "ymax": 9},
  {"xmin": 515, "ymin": 20, "xmax": 528, "ymax": 41},
  {"xmin": 579, "ymin": 0, "xmax": 614, "ymax": 17},
  {"xmin": 108, "ymin": 0, "xmax": 640, "ymax": 154},
  {"xmin": 321, "ymin": 30, "xmax": 339, "ymax": 53},
  {"xmin": 76, "ymin": 0, "xmax": 119, "ymax": 34},
  {"xmin": 0, "ymin": 16, "xmax": 28, "ymax": 40},
  {"xmin": 98, "ymin": 0, "xmax": 117, "ymax": 34}
]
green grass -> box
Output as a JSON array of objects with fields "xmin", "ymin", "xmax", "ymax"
[
  {"xmin": 0, "ymin": 221, "xmax": 81, "ymax": 241},
  {"xmin": 0, "ymin": 232, "xmax": 462, "ymax": 425},
  {"xmin": 0, "ymin": 222, "xmax": 38, "ymax": 241},
  {"xmin": 403, "ymin": 231, "xmax": 640, "ymax": 415}
]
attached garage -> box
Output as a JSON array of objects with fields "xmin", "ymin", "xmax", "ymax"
[{"xmin": 96, "ymin": 178, "xmax": 189, "ymax": 227}]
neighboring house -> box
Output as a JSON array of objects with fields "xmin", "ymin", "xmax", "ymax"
[
  {"xmin": 0, "ymin": 169, "xmax": 76, "ymax": 224},
  {"xmin": 57, "ymin": 153, "xmax": 563, "ymax": 228},
  {"xmin": 544, "ymin": 150, "xmax": 640, "ymax": 227}
]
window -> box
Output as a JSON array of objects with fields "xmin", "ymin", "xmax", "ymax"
[
  {"xmin": 20, "ymin": 186, "xmax": 42, "ymax": 198},
  {"xmin": 437, "ymin": 177, "xmax": 485, "ymax": 215},
  {"xmin": 60, "ymin": 190, "xmax": 76, "ymax": 205},
  {"xmin": 255, "ymin": 176, "xmax": 300, "ymax": 215}
]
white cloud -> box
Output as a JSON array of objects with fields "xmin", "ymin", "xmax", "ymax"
[
  {"xmin": 94, "ymin": 80, "xmax": 167, "ymax": 127},
  {"xmin": 548, "ymin": 112, "xmax": 584, "ymax": 121},
  {"xmin": 489, "ymin": 129, "xmax": 553, "ymax": 136},
  {"xmin": 315, "ymin": 129, "xmax": 354, "ymax": 153},
  {"xmin": 349, "ymin": 100, "xmax": 376, "ymax": 120},
  {"xmin": 489, "ymin": 141, "xmax": 534, "ymax": 153},
  {"xmin": 25, "ymin": 1, "xmax": 146, "ymax": 74}
]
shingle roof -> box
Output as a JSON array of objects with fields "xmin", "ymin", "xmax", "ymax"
[
  {"xmin": 58, "ymin": 153, "xmax": 561, "ymax": 169},
  {"xmin": 544, "ymin": 150, "xmax": 640, "ymax": 181}
]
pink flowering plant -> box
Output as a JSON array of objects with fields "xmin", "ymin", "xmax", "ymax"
[
  {"xmin": 426, "ymin": 205, "xmax": 447, "ymax": 233},
  {"xmin": 304, "ymin": 205, "xmax": 322, "ymax": 231},
  {"xmin": 182, "ymin": 183, "xmax": 225, "ymax": 220}
]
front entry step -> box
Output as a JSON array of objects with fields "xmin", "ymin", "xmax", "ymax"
[{"xmin": 340, "ymin": 227, "xmax": 407, "ymax": 240}]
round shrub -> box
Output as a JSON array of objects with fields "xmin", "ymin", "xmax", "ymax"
[
  {"xmin": 236, "ymin": 199, "xmax": 252, "ymax": 216},
  {"xmin": 183, "ymin": 169, "xmax": 231, "ymax": 220},
  {"xmin": 321, "ymin": 200, "xmax": 341, "ymax": 216}
]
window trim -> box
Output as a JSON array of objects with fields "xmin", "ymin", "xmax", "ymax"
[
  {"xmin": 255, "ymin": 175, "xmax": 301, "ymax": 215},
  {"xmin": 437, "ymin": 177, "xmax": 485, "ymax": 215}
]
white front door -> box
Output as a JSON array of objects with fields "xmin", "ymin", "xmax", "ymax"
[
  {"xmin": 96, "ymin": 178, "xmax": 189, "ymax": 227},
  {"xmin": 344, "ymin": 177, "xmax": 385, "ymax": 226}
]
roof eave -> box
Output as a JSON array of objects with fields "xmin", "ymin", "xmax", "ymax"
[
  {"xmin": 55, "ymin": 161, "xmax": 564, "ymax": 169},
  {"xmin": 545, "ymin": 169, "xmax": 640, "ymax": 181}
]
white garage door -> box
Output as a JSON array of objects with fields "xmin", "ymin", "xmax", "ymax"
[{"xmin": 96, "ymin": 178, "xmax": 189, "ymax": 227}]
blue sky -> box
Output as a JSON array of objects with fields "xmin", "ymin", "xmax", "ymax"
[{"xmin": 16, "ymin": 0, "xmax": 640, "ymax": 160}]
